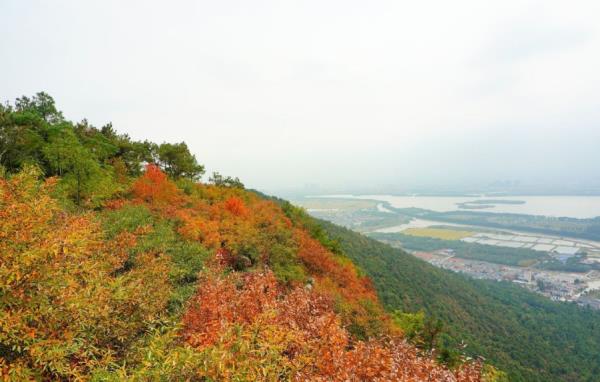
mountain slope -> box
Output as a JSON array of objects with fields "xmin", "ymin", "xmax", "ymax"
[
  {"xmin": 0, "ymin": 93, "xmax": 485, "ymax": 381},
  {"xmin": 318, "ymin": 221, "xmax": 600, "ymax": 382}
]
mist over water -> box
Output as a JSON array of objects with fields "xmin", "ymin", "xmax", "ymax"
[{"xmin": 334, "ymin": 195, "xmax": 600, "ymax": 219}]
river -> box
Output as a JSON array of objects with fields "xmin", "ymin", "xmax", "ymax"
[{"xmin": 318, "ymin": 195, "xmax": 600, "ymax": 219}]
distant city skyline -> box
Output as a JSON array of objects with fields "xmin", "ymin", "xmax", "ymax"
[{"xmin": 2, "ymin": 0, "xmax": 600, "ymax": 194}]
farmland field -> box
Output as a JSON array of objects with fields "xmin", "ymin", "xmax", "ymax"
[
  {"xmin": 402, "ymin": 227, "xmax": 473, "ymax": 240},
  {"xmin": 298, "ymin": 197, "xmax": 377, "ymax": 211}
]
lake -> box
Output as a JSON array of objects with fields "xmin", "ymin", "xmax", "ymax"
[{"xmin": 317, "ymin": 195, "xmax": 600, "ymax": 219}]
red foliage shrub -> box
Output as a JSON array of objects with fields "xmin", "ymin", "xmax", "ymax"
[
  {"xmin": 183, "ymin": 270, "xmax": 279, "ymax": 348},
  {"xmin": 132, "ymin": 164, "xmax": 183, "ymax": 208},
  {"xmin": 224, "ymin": 196, "xmax": 248, "ymax": 217},
  {"xmin": 182, "ymin": 270, "xmax": 482, "ymax": 381},
  {"xmin": 103, "ymin": 198, "xmax": 127, "ymax": 210}
]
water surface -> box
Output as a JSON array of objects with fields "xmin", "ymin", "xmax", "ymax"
[{"xmin": 331, "ymin": 195, "xmax": 600, "ymax": 219}]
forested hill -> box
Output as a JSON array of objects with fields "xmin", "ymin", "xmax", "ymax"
[
  {"xmin": 319, "ymin": 221, "xmax": 600, "ymax": 382},
  {"xmin": 1, "ymin": 93, "xmax": 489, "ymax": 380}
]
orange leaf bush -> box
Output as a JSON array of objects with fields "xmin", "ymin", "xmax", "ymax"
[
  {"xmin": 132, "ymin": 163, "xmax": 184, "ymax": 210},
  {"xmin": 182, "ymin": 268, "xmax": 482, "ymax": 381},
  {"xmin": 224, "ymin": 196, "xmax": 249, "ymax": 216}
]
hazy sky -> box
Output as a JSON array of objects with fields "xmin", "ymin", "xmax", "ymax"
[{"xmin": 2, "ymin": 1, "xmax": 600, "ymax": 193}]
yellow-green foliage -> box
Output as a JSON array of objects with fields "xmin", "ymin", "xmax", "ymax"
[
  {"xmin": 482, "ymin": 364, "xmax": 509, "ymax": 382},
  {"xmin": 0, "ymin": 167, "xmax": 171, "ymax": 380}
]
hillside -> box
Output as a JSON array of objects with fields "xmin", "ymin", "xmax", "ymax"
[
  {"xmin": 319, "ymin": 221, "xmax": 600, "ymax": 381},
  {"xmin": 0, "ymin": 93, "xmax": 488, "ymax": 381}
]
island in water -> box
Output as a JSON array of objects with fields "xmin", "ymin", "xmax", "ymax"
[{"xmin": 457, "ymin": 199, "xmax": 526, "ymax": 210}]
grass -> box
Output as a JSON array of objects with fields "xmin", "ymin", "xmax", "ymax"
[{"xmin": 402, "ymin": 228, "xmax": 473, "ymax": 240}]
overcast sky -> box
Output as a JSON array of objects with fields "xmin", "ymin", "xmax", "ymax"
[{"xmin": 2, "ymin": 0, "xmax": 599, "ymax": 194}]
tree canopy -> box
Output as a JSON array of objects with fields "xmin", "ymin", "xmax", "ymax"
[{"xmin": 0, "ymin": 92, "xmax": 205, "ymax": 207}]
